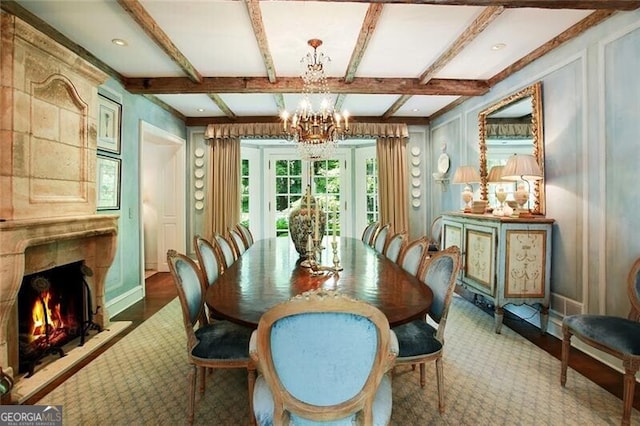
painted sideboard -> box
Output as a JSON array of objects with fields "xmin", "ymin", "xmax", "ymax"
[{"xmin": 441, "ymin": 212, "xmax": 554, "ymax": 334}]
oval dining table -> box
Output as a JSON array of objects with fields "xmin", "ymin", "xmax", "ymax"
[{"xmin": 205, "ymin": 236, "xmax": 433, "ymax": 328}]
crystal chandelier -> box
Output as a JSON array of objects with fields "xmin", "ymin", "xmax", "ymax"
[{"xmin": 281, "ymin": 39, "xmax": 349, "ymax": 161}]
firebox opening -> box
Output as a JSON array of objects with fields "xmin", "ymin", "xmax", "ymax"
[{"xmin": 18, "ymin": 261, "xmax": 91, "ymax": 377}]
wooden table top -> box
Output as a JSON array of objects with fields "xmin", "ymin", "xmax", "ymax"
[{"xmin": 205, "ymin": 237, "xmax": 433, "ymax": 328}]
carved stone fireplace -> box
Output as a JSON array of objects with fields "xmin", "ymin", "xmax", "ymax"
[{"xmin": 1, "ymin": 12, "xmax": 120, "ymax": 399}]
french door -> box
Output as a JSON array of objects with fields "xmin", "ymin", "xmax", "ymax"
[{"xmin": 265, "ymin": 150, "xmax": 350, "ymax": 239}]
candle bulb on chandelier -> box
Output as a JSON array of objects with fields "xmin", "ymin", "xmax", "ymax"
[
  {"xmin": 343, "ymin": 111, "xmax": 349, "ymax": 131},
  {"xmin": 281, "ymin": 111, "xmax": 289, "ymax": 131}
]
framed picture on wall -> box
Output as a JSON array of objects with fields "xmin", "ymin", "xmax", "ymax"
[
  {"xmin": 97, "ymin": 155, "xmax": 121, "ymax": 210},
  {"xmin": 97, "ymin": 94, "xmax": 122, "ymax": 154}
]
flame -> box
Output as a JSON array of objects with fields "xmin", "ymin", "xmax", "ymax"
[{"xmin": 30, "ymin": 291, "xmax": 64, "ymax": 342}]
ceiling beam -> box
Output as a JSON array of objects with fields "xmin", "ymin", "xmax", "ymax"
[
  {"xmin": 489, "ymin": 9, "xmax": 616, "ymax": 86},
  {"xmin": 124, "ymin": 76, "xmax": 490, "ymax": 96},
  {"xmin": 245, "ymin": 0, "xmax": 277, "ymax": 83},
  {"xmin": 300, "ymin": 1, "xmax": 640, "ymax": 11},
  {"xmin": 382, "ymin": 95, "xmax": 413, "ymax": 119},
  {"xmin": 208, "ymin": 94, "xmax": 237, "ymax": 119},
  {"xmin": 116, "ymin": 0, "xmax": 203, "ymax": 84},
  {"xmin": 143, "ymin": 95, "xmax": 186, "ymax": 121},
  {"xmin": 185, "ymin": 115, "xmax": 430, "ymax": 127}
]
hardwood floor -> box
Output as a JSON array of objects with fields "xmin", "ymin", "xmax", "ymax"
[{"xmin": 24, "ymin": 272, "xmax": 638, "ymax": 412}]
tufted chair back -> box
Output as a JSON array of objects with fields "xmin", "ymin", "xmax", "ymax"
[{"xmin": 251, "ymin": 289, "xmax": 397, "ymax": 425}]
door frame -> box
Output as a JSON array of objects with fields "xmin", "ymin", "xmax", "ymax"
[{"xmin": 139, "ymin": 121, "xmax": 186, "ymax": 294}]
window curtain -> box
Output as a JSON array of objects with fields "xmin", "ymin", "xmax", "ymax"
[
  {"xmin": 204, "ymin": 135, "xmax": 241, "ymax": 239},
  {"xmin": 376, "ymin": 135, "xmax": 409, "ymax": 235}
]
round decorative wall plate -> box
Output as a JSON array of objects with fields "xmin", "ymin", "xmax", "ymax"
[
  {"xmin": 411, "ymin": 167, "xmax": 421, "ymax": 178},
  {"xmin": 412, "ymin": 198, "xmax": 421, "ymax": 208},
  {"xmin": 411, "ymin": 157, "xmax": 421, "ymax": 166},
  {"xmin": 195, "ymin": 201, "xmax": 204, "ymax": 210},
  {"xmin": 194, "ymin": 147, "xmax": 205, "ymax": 158},
  {"xmin": 411, "ymin": 188, "xmax": 421, "ymax": 198},
  {"xmin": 194, "ymin": 168, "xmax": 205, "ymax": 179},
  {"xmin": 194, "ymin": 190, "xmax": 204, "ymax": 201},
  {"xmin": 412, "ymin": 177, "xmax": 421, "ymax": 187},
  {"xmin": 194, "ymin": 158, "xmax": 204, "ymax": 167},
  {"xmin": 410, "ymin": 146, "xmax": 421, "ymax": 156},
  {"xmin": 437, "ymin": 153, "xmax": 451, "ymax": 174},
  {"xmin": 194, "ymin": 179, "xmax": 204, "ymax": 189}
]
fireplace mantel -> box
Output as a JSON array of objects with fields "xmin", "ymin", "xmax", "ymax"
[{"xmin": 0, "ymin": 214, "xmax": 119, "ymax": 372}]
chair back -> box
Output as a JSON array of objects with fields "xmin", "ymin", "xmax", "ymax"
[
  {"xmin": 167, "ymin": 249, "xmax": 207, "ymax": 350},
  {"xmin": 252, "ymin": 289, "xmax": 396, "ymax": 424},
  {"xmin": 383, "ymin": 231, "xmax": 407, "ymax": 263},
  {"xmin": 361, "ymin": 222, "xmax": 379, "ymax": 246},
  {"xmin": 416, "ymin": 246, "xmax": 462, "ymax": 341},
  {"xmin": 236, "ymin": 223, "xmax": 255, "ymax": 247},
  {"xmin": 628, "ymin": 257, "xmax": 640, "ymax": 321},
  {"xmin": 397, "ymin": 236, "xmax": 430, "ymax": 276},
  {"xmin": 428, "ymin": 215, "xmax": 443, "ymax": 251},
  {"xmin": 229, "ymin": 228, "xmax": 247, "ymax": 256},
  {"xmin": 194, "ymin": 235, "xmax": 222, "ymax": 287},
  {"xmin": 373, "ymin": 224, "xmax": 390, "ymax": 253},
  {"xmin": 214, "ymin": 232, "xmax": 236, "ymax": 268}
]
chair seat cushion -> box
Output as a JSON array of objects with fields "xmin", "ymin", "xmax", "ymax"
[
  {"xmin": 253, "ymin": 373, "xmax": 393, "ymax": 426},
  {"xmin": 392, "ymin": 319, "xmax": 442, "ymax": 358},
  {"xmin": 564, "ymin": 315, "xmax": 640, "ymax": 356},
  {"xmin": 192, "ymin": 320, "xmax": 252, "ymax": 360}
]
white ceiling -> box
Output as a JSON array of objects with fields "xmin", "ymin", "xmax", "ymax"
[{"xmin": 7, "ymin": 0, "xmax": 634, "ymax": 122}]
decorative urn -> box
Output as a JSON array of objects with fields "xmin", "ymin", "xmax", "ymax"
[{"xmin": 288, "ymin": 186, "xmax": 326, "ymax": 257}]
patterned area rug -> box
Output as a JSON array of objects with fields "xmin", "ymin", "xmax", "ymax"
[{"xmin": 37, "ymin": 295, "xmax": 635, "ymax": 425}]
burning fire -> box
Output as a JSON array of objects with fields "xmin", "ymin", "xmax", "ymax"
[{"xmin": 29, "ymin": 291, "xmax": 64, "ymax": 342}]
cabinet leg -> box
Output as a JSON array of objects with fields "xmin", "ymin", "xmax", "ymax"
[
  {"xmin": 540, "ymin": 305, "xmax": 549, "ymax": 335},
  {"xmin": 494, "ymin": 305, "xmax": 504, "ymax": 334}
]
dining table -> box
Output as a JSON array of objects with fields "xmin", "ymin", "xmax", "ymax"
[{"xmin": 205, "ymin": 236, "xmax": 433, "ymax": 328}]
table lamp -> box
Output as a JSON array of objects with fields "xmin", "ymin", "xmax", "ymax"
[
  {"xmin": 452, "ymin": 165, "xmax": 480, "ymax": 213},
  {"xmin": 487, "ymin": 165, "xmax": 509, "ymax": 216},
  {"xmin": 500, "ymin": 154, "xmax": 543, "ymax": 217}
]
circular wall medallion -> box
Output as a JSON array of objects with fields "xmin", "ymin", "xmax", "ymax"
[
  {"xmin": 194, "ymin": 147, "xmax": 205, "ymax": 158},
  {"xmin": 194, "ymin": 168, "xmax": 205, "ymax": 179},
  {"xmin": 411, "ymin": 167, "xmax": 421, "ymax": 178},
  {"xmin": 411, "ymin": 157, "xmax": 421, "ymax": 166},
  {"xmin": 194, "ymin": 179, "xmax": 204, "ymax": 189},
  {"xmin": 437, "ymin": 153, "xmax": 451, "ymax": 174},
  {"xmin": 410, "ymin": 146, "xmax": 421, "ymax": 156},
  {"xmin": 412, "ymin": 188, "xmax": 421, "ymax": 198},
  {"xmin": 412, "ymin": 198, "xmax": 421, "ymax": 208},
  {"xmin": 195, "ymin": 201, "xmax": 204, "ymax": 210},
  {"xmin": 194, "ymin": 158, "xmax": 204, "ymax": 167},
  {"xmin": 194, "ymin": 190, "xmax": 204, "ymax": 201},
  {"xmin": 412, "ymin": 178, "xmax": 421, "ymax": 187}
]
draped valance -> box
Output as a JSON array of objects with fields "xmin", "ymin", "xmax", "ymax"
[
  {"xmin": 204, "ymin": 122, "xmax": 410, "ymax": 140},
  {"xmin": 485, "ymin": 123, "xmax": 532, "ymax": 139}
]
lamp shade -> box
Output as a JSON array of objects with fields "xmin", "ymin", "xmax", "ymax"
[
  {"xmin": 452, "ymin": 165, "xmax": 480, "ymax": 185},
  {"xmin": 501, "ymin": 154, "xmax": 543, "ymax": 181},
  {"xmin": 487, "ymin": 165, "xmax": 507, "ymax": 183}
]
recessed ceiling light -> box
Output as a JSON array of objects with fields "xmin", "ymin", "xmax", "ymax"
[
  {"xmin": 412, "ymin": 108, "xmax": 419, "ymax": 112},
  {"xmin": 491, "ymin": 43, "xmax": 506, "ymax": 51},
  {"xmin": 197, "ymin": 108, "xmax": 205, "ymax": 112},
  {"xmin": 112, "ymin": 38, "xmax": 127, "ymax": 47}
]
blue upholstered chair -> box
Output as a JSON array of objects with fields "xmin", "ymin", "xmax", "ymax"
[
  {"xmin": 250, "ymin": 289, "xmax": 398, "ymax": 425},
  {"xmin": 166, "ymin": 250, "xmax": 256, "ymax": 424},
  {"xmin": 194, "ymin": 235, "xmax": 223, "ymax": 287},
  {"xmin": 561, "ymin": 257, "xmax": 640, "ymax": 426},
  {"xmin": 361, "ymin": 222, "xmax": 379, "ymax": 247},
  {"xmin": 373, "ymin": 224, "xmax": 390, "ymax": 254},
  {"xmin": 213, "ymin": 232, "xmax": 236, "ymax": 268},
  {"xmin": 229, "ymin": 227, "xmax": 248, "ymax": 257},
  {"xmin": 236, "ymin": 223, "xmax": 255, "ymax": 248},
  {"xmin": 392, "ymin": 246, "xmax": 462, "ymax": 414},
  {"xmin": 383, "ymin": 231, "xmax": 407, "ymax": 263},
  {"xmin": 396, "ymin": 236, "xmax": 431, "ymax": 277},
  {"xmin": 427, "ymin": 215, "xmax": 442, "ymax": 252}
]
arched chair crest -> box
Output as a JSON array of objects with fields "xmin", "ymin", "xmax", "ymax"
[
  {"xmin": 396, "ymin": 236, "xmax": 431, "ymax": 277},
  {"xmin": 373, "ymin": 224, "xmax": 391, "ymax": 254},
  {"xmin": 250, "ymin": 289, "xmax": 398, "ymax": 425}
]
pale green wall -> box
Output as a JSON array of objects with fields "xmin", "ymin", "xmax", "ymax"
[
  {"xmin": 430, "ymin": 9, "xmax": 640, "ymax": 318},
  {"xmin": 99, "ymin": 78, "xmax": 186, "ymax": 310}
]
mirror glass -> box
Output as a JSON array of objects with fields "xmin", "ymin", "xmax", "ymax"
[{"xmin": 478, "ymin": 82, "xmax": 545, "ymax": 215}]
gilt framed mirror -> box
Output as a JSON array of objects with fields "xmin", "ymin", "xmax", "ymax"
[{"xmin": 478, "ymin": 82, "xmax": 545, "ymax": 215}]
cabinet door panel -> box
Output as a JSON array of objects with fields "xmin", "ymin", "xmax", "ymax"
[
  {"xmin": 504, "ymin": 229, "xmax": 547, "ymax": 298},
  {"xmin": 464, "ymin": 226, "xmax": 496, "ymax": 295}
]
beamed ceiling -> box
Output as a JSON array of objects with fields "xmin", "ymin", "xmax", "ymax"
[{"xmin": 3, "ymin": 0, "xmax": 639, "ymax": 126}]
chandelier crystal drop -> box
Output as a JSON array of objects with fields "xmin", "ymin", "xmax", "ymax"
[{"xmin": 281, "ymin": 39, "xmax": 349, "ymax": 161}]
